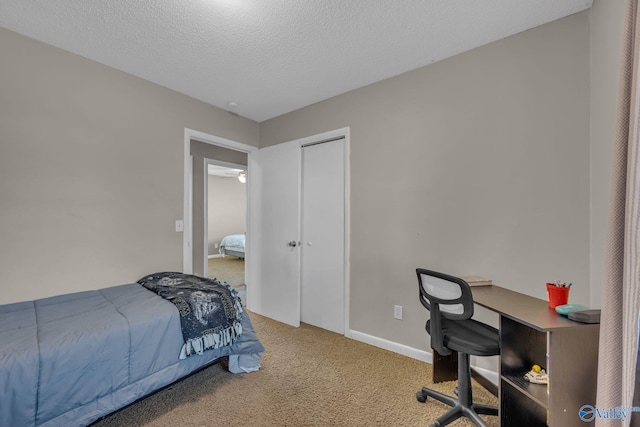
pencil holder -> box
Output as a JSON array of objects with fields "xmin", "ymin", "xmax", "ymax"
[{"xmin": 546, "ymin": 283, "xmax": 570, "ymax": 308}]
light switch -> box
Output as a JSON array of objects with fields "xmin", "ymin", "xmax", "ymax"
[{"xmin": 175, "ymin": 220, "xmax": 184, "ymax": 232}]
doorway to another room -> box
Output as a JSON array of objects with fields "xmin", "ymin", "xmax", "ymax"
[
  {"xmin": 184, "ymin": 131, "xmax": 255, "ymax": 309},
  {"xmin": 205, "ymin": 161, "xmax": 247, "ymax": 305}
]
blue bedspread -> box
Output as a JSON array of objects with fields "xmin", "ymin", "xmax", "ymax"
[{"xmin": 0, "ymin": 283, "xmax": 264, "ymax": 427}]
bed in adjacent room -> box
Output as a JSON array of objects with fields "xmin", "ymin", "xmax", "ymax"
[
  {"xmin": 219, "ymin": 233, "xmax": 246, "ymax": 258},
  {"xmin": 0, "ymin": 273, "xmax": 264, "ymax": 427}
]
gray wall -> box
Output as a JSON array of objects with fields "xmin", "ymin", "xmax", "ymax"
[
  {"xmin": 0, "ymin": 28, "xmax": 259, "ymax": 304},
  {"xmin": 261, "ymin": 12, "xmax": 591, "ymax": 349},
  {"xmin": 207, "ymin": 176, "xmax": 246, "ymax": 256},
  {"xmin": 589, "ymin": 0, "xmax": 626, "ymax": 308}
]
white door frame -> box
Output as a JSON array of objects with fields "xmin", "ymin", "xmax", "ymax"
[{"xmin": 183, "ymin": 128, "xmax": 256, "ymax": 274}]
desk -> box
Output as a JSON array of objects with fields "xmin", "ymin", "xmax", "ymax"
[{"xmin": 434, "ymin": 285, "xmax": 599, "ymax": 427}]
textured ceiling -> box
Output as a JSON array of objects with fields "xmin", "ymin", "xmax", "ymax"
[{"xmin": 0, "ymin": 0, "xmax": 592, "ymax": 122}]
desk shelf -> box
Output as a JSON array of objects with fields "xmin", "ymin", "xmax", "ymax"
[
  {"xmin": 502, "ymin": 374, "xmax": 548, "ymax": 409},
  {"xmin": 501, "ymin": 380, "xmax": 548, "ymax": 426}
]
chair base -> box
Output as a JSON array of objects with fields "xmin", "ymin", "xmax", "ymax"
[{"xmin": 416, "ymin": 352, "xmax": 498, "ymax": 427}]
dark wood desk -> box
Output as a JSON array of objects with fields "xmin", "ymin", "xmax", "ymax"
[{"xmin": 433, "ymin": 285, "xmax": 599, "ymax": 427}]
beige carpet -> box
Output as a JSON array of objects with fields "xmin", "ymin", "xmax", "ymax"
[
  {"xmin": 207, "ymin": 256, "xmax": 247, "ymax": 305},
  {"xmin": 92, "ymin": 312, "xmax": 498, "ymax": 426},
  {"xmin": 208, "ymin": 256, "xmax": 245, "ymax": 287},
  {"xmin": 208, "ymin": 256, "xmax": 246, "ymax": 305}
]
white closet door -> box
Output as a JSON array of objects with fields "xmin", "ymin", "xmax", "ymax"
[
  {"xmin": 301, "ymin": 139, "xmax": 345, "ymax": 334},
  {"xmin": 247, "ymin": 140, "xmax": 301, "ymax": 327}
]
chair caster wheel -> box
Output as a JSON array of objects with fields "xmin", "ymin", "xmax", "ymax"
[
  {"xmin": 454, "ymin": 386, "xmax": 458, "ymax": 396},
  {"xmin": 416, "ymin": 391, "xmax": 427, "ymax": 403}
]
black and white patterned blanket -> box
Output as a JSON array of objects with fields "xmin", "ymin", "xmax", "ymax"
[{"xmin": 138, "ymin": 272, "xmax": 243, "ymax": 359}]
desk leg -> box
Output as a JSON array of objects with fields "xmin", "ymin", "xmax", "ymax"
[
  {"xmin": 432, "ymin": 351, "xmax": 458, "ymax": 383},
  {"xmin": 433, "ymin": 352, "xmax": 499, "ymax": 397}
]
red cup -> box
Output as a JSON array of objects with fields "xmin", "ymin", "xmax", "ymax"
[{"xmin": 546, "ymin": 283, "xmax": 570, "ymax": 308}]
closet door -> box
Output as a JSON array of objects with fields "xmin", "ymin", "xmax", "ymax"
[
  {"xmin": 301, "ymin": 138, "xmax": 345, "ymax": 334},
  {"xmin": 247, "ymin": 140, "xmax": 301, "ymax": 327}
]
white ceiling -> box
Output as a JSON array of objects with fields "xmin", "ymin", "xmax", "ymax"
[{"xmin": 0, "ymin": 0, "xmax": 592, "ymax": 122}]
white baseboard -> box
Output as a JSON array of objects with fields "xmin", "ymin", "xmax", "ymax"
[
  {"xmin": 473, "ymin": 366, "xmax": 499, "ymax": 386},
  {"xmin": 348, "ymin": 329, "xmax": 498, "ymax": 385},
  {"xmin": 208, "ymin": 254, "xmax": 223, "ymax": 259},
  {"xmin": 349, "ymin": 329, "xmax": 432, "ymax": 363}
]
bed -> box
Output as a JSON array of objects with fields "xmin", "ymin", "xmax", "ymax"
[
  {"xmin": 0, "ymin": 276, "xmax": 264, "ymax": 427},
  {"xmin": 219, "ymin": 233, "xmax": 246, "ymax": 258}
]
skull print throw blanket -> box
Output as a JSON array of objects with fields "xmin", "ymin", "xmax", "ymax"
[{"xmin": 138, "ymin": 272, "xmax": 243, "ymax": 359}]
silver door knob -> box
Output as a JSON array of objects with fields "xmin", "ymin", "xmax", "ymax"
[
  {"xmin": 288, "ymin": 241, "xmax": 298, "ymax": 247},
  {"xmin": 307, "ymin": 241, "xmax": 312, "ymax": 246}
]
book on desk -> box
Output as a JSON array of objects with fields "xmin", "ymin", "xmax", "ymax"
[{"xmin": 461, "ymin": 276, "xmax": 493, "ymax": 286}]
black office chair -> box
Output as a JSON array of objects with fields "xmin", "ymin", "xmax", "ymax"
[{"xmin": 415, "ymin": 268, "xmax": 499, "ymax": 427}]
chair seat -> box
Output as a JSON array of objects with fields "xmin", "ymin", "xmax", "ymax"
[{"xmin": 427, "ymin": 318, "xmax": 499, "ymax": 357}]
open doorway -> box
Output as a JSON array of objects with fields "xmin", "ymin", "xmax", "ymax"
[
  {"xmin": 205, "ymin": 161, "xmax": 247, "ymax": 304},
  {"xmin": 184, "ymin": 130, "xmax": 255, "ymax": 307}
]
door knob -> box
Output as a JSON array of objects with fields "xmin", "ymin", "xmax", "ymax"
[
  {"xmin": 307, "ymin": 241, "xmax": 312, "ymax": 246},
  {"xmin": 288, "ymin": 241, "xmax": 298, "ymax": 247}
]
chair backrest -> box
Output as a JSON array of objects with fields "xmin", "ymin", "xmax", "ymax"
[{"xmin": 416, "ymin": 268, "xmax": 474, "ymax": 321}]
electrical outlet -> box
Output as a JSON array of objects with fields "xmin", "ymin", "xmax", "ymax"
[
  {"xmin": 394, "ymin": 305, "xmax": 403, "ymax": 320},
  {"xmin": 215, "ymin": 242, "xmax": 219, "ymax": 249}
]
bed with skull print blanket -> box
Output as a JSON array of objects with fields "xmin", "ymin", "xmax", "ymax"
[
  {"xmin": 137, "ymin": 272, "xmax": 244, "ymax": 359},
  {"xmin": 0, "ymin": 275, "xmax": 263, "ymax": 427}
]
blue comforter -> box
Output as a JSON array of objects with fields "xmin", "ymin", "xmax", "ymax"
[{"xmin": 0, "ymin": 284, "xmax": 264, "ymax": 427}]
